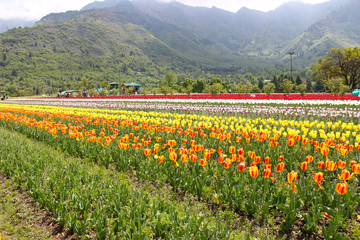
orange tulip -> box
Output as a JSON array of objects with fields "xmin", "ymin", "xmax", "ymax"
[
  {"xmin": 340, "ymin": 148, "xmax": 348, "ymax": 156},
  {"xmin": 302, "ymin": 138, "xmax": 309, "ymax": 145},
  {"xmin": 204, "ymin": 150, "xmax": 211, "ymax": 160},
  {"xmin": 248, "ymin": 151, "xmax": 255, "ymax": 159},
  {"xmin": 181, "ymin": 154, "xmax": 188, "ymax": 163},
  {"xmin": 317, "ymin": 161, "xmax": 325, "ymax": 169},
  {"xmin": 249, "ymin": 166, "xmax": 259, "ymax": 178},
  {"xmin": 291, "ymin": 182, "xmax": 297, "ymax": 192},
  {"xmin": 325, "ymin": 160, "xmax": 337, "ymax": 171},
  {"xmin": 169, "ymin": 152, "xmax": 177, "ymax": 161},
  {"xmin": 353, "ymin": 164, "xmax": 360, "ymax": 174},
  {"xmin": 264, "ymin": 157, "xmax": 271, "ymax": 165},
  {"xmin": 305, "ymin": 155, "xmax": 313, "ymax": 163},
  {"xmin": 263, "ymin": 168, "xmax": 272, "ymax": 178},
  {"xmin": 230, "ymin": 154, "xmax": 237, "ymax": 162},
  {"xmin": 237, "ymin": 148, "xmax": 244, "ymax": 156},
  {"xmin": 143, "ymin": 148, "xmax": 151, "ymax": 156},
  {"xmin": 350, "ymin": 160, "xmax": 357, "ymax": 167},
  {"xmin": 276, "ymin": 162, "xmax": 285, "ymax": 173},
  {"xmin": 320, "ymin": 147, "xmax": 329, "ymax": 157},
  {"xmin": 189, "ymin": 154, "xmax": 197, "ymax": 163},
  {"xmin": 199, "ymin": 158, "xmax": 207, "ymax": 167},
  {"xmin": 254, "ymin": 156, "xmax": 261, "ymax": 164},
  {"xmin": 287, "ymin": 171, "xmax": 298, "ymax": 183},
  {"xmin": 224, "ymin": 160, "xmax": 231, "ymax": 169},
  {"xmin": 229, "ymin": 146, "xmax": 236, "ymax": 154},
  {"xmin": 287, "ymin": 139, "xmax": 295, "ymax": 146},
  {"xmin": 278, "ymin": 155, "xmax": 284, "ymax": 161},
  {"xmin": 313, "ymin": 172, "xmax": 324, "ymax": 183},
  {"xmin": 218, "ymin": 155, "xmax": 225, "ymax": 164},
  {"xmin": 356, "ymin": 144, "xmax": 360, "ymax": 151},
  {"xmin": 158, "ymin": 155, "xmax": 164, "ymax": 163},
  {"xmin": 168, "ymin": 140, "xmax": 177, "ymax": 147},
  {"xmin": 300, "ymin": 162, "xmax": 308, "ymax": 171},
  {"xmin": 152, "ymin": 148, "xmax": 159, "ymax": 155},
  {"xmin": 217, "ymin": 147, "xmax": 223, "ymax": 154},
  {"xmin": 338, "ymin": 170, "xmax": 354, "ymax": 181},
  {"xmin": 338, "ymin": 160, "xmax": 346, "ymax": 169},
  {"xmin": 335, "ymin": 182, "xmax": 348, "ymax": 195},
  {"xmin": 237, "ymin": 162, "xmax": 246, "ymax": 172}
]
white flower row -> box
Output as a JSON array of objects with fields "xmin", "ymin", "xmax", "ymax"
[
  {"xmin": 5, "ymin": 98, "xmax": 360, "ymax": 120},
  {"xmin": 11, "ymin": 97, "xmax": 360, "ymax": 106}
]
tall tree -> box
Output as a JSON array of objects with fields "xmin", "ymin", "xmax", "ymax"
[
  {"xmin": 281, "ymin": 79, "xmax": 294, "ymax": 95},
  {"xmin": 315, "ymin": 47, "xmax": 360, "ymax": 90},
  {"xmin": 295, "ymin": 76, "xmax": 302, "ymax": 86},
  {"xmin": 306, "ymin": 78, "xmax": 312, "ymax": 92},
  {"xmin": 193, "ymin": 78, "xmax": 206, "ymax": 93},
  {"xmin": 258, "ymin": 77, "xmax": 264, "ymax": 90},
  {"xmin": 165, "ymin": 72, "xmax": 177, "ymax": 89}
]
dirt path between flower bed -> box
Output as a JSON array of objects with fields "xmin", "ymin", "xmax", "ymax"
[{"xmin": 0, "ymin": 172, "xmax": 77, "ymax": 240}]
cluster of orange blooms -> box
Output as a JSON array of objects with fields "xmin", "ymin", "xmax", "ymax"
[{"xmin": 0, "ymin": 105, "xmax": 359, "ymax": 196}]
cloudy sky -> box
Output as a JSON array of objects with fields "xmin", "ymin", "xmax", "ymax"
[{"xmin": 0, "ymin": 0, "xmax": 330, "ymax": 20}]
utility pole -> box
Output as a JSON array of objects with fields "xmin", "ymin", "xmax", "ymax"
[{"xmin": 288, "ymin": 51, "xmax": 294, "ymax": 82}]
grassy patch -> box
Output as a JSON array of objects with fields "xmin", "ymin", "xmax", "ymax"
[{"xmin": 0, "ymin": 177, "xmax": 55, "ymax": 240}]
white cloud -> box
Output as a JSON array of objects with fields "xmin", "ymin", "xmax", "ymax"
[
  {"xmin": 0, "ymin": 0, "xmax": 104, "ymax": 20},
  {"xmin": 159, "ymin": 0, "xmax": 330, "ymax": 12}
]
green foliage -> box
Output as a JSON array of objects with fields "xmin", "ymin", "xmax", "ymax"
[
  {"xmin": 306, "ymin": 78, "xmax": 312, "ymax": 92},
  {"xmin": 208, "ymin": 83, "xmax": 223, "ymax": 96},
  {"xmin": 296, "ymin": 84, "xmax": 307, "ymax": 96},
  {"xmin": 124, "ymin": 87, "xmax": 134, "ymax": 96},
  {"xmin": 0, "ymin": 128, "xmax": 234, "ymax": 239},
  {"xmin": 251, "ymin": 85, "xmax": 262, "ymax": 93},
  {"xmin": 236, "ymin": 83, "xmax": 252, "ymax": 95},
  {"xmin": 315, "ymin": 47, "xmax": 360, "ymax": 89},
  {"xmin": 160, "ymin": 85, "xmax": 172, "ymax": 96},
  {"xmin": 258, "ymin": 77, "xmax": 264, "ymax": 90},
  {"xmin": 87, "ymin": 89, "xmax": 97, "ymax": 97},
  {"xmin": 263, "ymin": 83, "xmax": 275, "ymax": 96},
  {"xmin": 165, "ymin": 72, "xmax": 177, "ymax": 89},
  {"xmin": 193, "ymin": 78, "xmax": 206, "ymax": 93},
  {"xmin": 325, "ymin": 77, "xmax": 350, "ymax": 96},
  {"xmin": 281, "ymin": 79, "xmax": 294, "ymax": 94},
  {"xmin": 295, "ymin": 76, "xmax": 302, "ymax": 85}
]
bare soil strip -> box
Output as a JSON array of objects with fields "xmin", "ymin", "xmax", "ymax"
[{"xmin": 0, "ymin": 173, "xmax": 77, "ymax": 240}]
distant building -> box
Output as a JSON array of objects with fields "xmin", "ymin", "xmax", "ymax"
[{"xmin": 110, "ymin": 82, "xmax": 119, "ymax": 90}]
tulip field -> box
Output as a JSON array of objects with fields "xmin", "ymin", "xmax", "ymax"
[{"xmin": 0, "ymin": 98, "xmax": 360, "ymax": 239}]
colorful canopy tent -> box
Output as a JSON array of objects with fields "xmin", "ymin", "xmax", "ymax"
[
  {"xmin": 121, "ymin": 82, "xmax": 141, "ymax": 92},
  {"xmin": 352, "ymin": 89, "xmax": 360, "ymax": 99}
]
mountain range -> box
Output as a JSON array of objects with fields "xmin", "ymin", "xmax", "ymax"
[
  {"xmin": 37, "ymin": 0, "xmax": 360, "ymax": 66},
  {"xmin": 0, "ymin": 19, "xmax": 35, "ymax": 34},
  {"xmin": 0, "ymin": 0, "xmax": 359, "ymax": 91}
]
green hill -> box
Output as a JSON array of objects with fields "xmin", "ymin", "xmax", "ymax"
[{"xmin": 0, "ymin": 0, "xmax": 360, "ymax": 95}]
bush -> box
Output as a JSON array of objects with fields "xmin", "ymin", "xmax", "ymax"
[
  {"xmin": 263, "ymin": 83, "xmax": 275, "ymax": 96},
  {"xmin": 296, "ymin": 84, "xmax": 307, "ymax": 96},
  {"xmin": 208, "ymin": 83, "xmax": 223, "ymax": 96}
]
